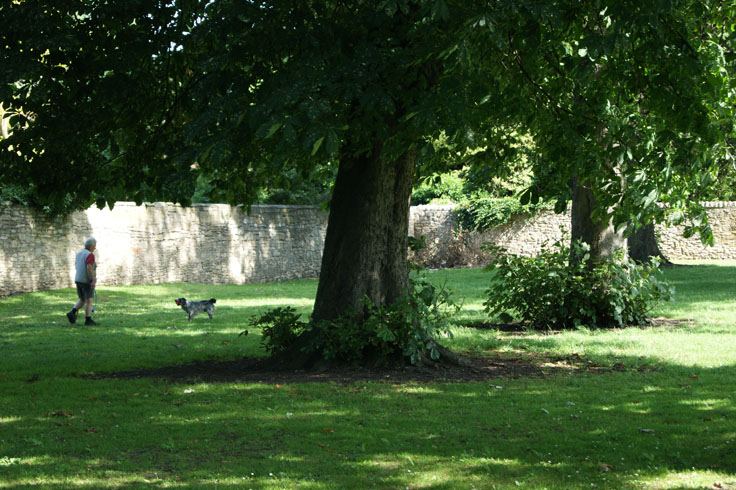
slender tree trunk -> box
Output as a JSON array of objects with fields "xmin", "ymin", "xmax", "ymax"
[
  {"xmin": 312, "ymin": 143, "xmax": 416, "ymax": 323},
  {"xmin": 627, "ymin": 223, "xmax": 671, "ymax": 265},
  {"xmin": 570, "ymin": 177, "xmax": 626, "ymax": 262}
]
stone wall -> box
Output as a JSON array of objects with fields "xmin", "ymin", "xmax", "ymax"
[
  {"xmin": 0, "ymin": 202, "xmax": 328, "ymax": 297},
  {"xmin": 655, "ymin": 202, "xmax": 736, "ymax": 260},
  {"xmin": 410, "ymin": 202, "xmax": 736, "ymax": 268},
  {"xmin": 2, "ymin": 201, "xmax": 735, "ymax": 296},
  {"xmin": 409, "ymin": 205, "xmax": 572, "ymax": 268}
]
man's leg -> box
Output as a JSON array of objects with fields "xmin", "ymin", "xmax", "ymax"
[
  {"xmin": 84, "ymin": 297, "xmax": 98, "ymax": 325},
  {"xmin": 67, "ymin": 298, "xmax": 84, "ymax": 324}
]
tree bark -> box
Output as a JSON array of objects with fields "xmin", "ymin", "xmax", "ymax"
[
  {"xmin": 627, "ymin": 223, "xmax": 671, "ymax": 265},
  {"xmin": 570, "ymin": 177, "xmax": 626, "ymax": 262},
  {"xmin": 311, "ymin": 143, "xmax": 416, "ymax": 323}
]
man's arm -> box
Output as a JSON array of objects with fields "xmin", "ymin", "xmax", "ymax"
[{"xmin": 86, "ymin": 255, "xmax": 96, "ymax": 286}]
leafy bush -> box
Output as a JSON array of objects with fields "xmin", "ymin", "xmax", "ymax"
[
  {"xmin": 250, "ymin": 272, "xmax": 458, "ymax": 364},
  {"xmin": 0, "ymin": 184, "xmax": 31, "ymax": 205},
  {"xmin": 411, "ymin": 172, "xmax": 465, "ymax": 205},
  {"xmin": 360, "ymin": 274, "xmax": 458, "ymax": 364},
  {"xmin": 483, "ymin": 240, "xmax": 674, "ymax": 329},
  {"xmin": 248, "ymin": 307, "xmax": 307, "ymax": 354}
]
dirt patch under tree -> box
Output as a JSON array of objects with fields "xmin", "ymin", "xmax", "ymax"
[{"xmin": 86, "ymin": 318, "xmax": 689, "ymax": 384}]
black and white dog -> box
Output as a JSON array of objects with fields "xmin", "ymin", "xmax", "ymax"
[{"xmin": 175, "ymin": 298, "xmax": 216, "ymax": 322}]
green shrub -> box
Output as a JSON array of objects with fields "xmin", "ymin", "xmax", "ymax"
[
  {"xmin": 248, "ymin": 307, "xmax": 307, "ymax": 354},
  {"xmin": 411, "ymin": 172, "xmax": 465, "ymax": 205},
  {"xmin": 360, "ymin": 274, "xmax": 458, "ymax": 364},
  {"xmin": 0, "ymin": 184, "xmax": 31, "ymax": 205},
  {"xmin": 250, "ymin": 272, "xmax": 458, "ymax": 364},
  {"xmin": 483, "ymin": 239, "xmax": 674, "ymax": 329}
]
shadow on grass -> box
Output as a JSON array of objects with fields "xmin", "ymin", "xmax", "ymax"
[{"xmin": 0, "ymin": 355, "xmax": 734, "ymax": 489}]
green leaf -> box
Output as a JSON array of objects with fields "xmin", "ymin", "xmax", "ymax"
[
  {"xmin": 311, "ymin": 137, "xmax": 325, "ymax": 156},
  {"xmin": 325, "ymin": 130, "xmax": 340, "ymax": 155},
  {"xmin": 643, "ymin": 189, "xmax": 658, "ymax": 208},
  {"xmin": 266, "ymin": 123, "xmax": 282, "ymax": 139},
  {"xmin": 432, "ymin": 0, "xmax": 450, "ymax": 21},
  {"xmin": 380, "ymin": 0, "xmax": 398, "ymax": 16},
  {"xmin": 430, "ymin": 347, "xmax": 440, "ymax": 360}
]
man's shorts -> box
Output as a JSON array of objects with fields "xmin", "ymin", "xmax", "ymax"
[{"xmin": 75, "ymin": 281, "xmax": 94, "ymax": 300}]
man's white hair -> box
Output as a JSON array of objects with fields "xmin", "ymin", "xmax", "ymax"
[{"xmin": 84, "ymin": 237, "xmax": 97, "ymax": 248}]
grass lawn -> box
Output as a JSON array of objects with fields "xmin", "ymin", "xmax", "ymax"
[{"xmin": 1, "ymin": 261, "xmax": 735, "ymax": 489}]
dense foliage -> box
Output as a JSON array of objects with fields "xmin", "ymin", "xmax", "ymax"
[
  {"xmin": 483, "ymin": 240, "xmax": 674, "ymax": 329},
  {"xmin": 2, "ymin": 2, "xmax": 733, "ymax": 227},
  {"xmin": 192, "ymin": 167, "xmax": 335, "ymax": 206},
  {"xmin": 456, "ymin": 196, "xmax": 553, "ymax": 231},
  {"xmin": 413, "ymin": 150, "xmax": 554, "ymax": 230},
  {"xmin": 251, "ymin": 271, "xmax": 458, "ymax": 365},
  {"xmin": 411, "ymin": 171, "xmax": 467, "ymax": 205}
]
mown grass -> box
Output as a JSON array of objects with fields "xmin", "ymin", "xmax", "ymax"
[{"xmin": 1, "ymin": 262, "xmax": 735, "ymax": 489}]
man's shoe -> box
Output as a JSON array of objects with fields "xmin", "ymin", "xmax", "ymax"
[
  {"xmin": 66, "ymin": 310, "xmax": 77, "ymax": 324},
  {"xmin": 84, "ymin": 318, "xmax": 99, "ymax": 326}
]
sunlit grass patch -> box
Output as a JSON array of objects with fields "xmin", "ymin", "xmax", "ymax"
[{"xmin": 1, "ymin": 263, "xmax": 735, "ymax": 489}]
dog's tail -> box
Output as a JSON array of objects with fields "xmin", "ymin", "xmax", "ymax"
[{"xmin": 209, "ymin": 298, "xmax": 216, "ymax": 304}]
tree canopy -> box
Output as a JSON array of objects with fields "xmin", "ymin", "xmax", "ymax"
[
  {"xmin": 3, "ymin": 1, "xmax": 733, "ymax": 221},
  {"xmin": 467, "ymin": 1, "xmax": 734, "ymax": 243}
]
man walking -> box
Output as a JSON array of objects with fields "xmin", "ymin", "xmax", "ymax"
[{"xmin": 67, "ymin": 237, "xmax": 99, "ymax": 326}]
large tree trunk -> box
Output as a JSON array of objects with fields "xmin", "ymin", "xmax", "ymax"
[
  {"xmin": 312, "ymin": 143, "xmax": 416, "ymax": 323},
  {"xmin": 570, "ymin": 177, "xmax": 626, "ymax": 262},
  {"xmin": 261, "ymin": 143, "xmax": 416, "ymax": 370},
  {"xmin": 627, "ymin": 223, "xmax": 671, "ymax": 265}
]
